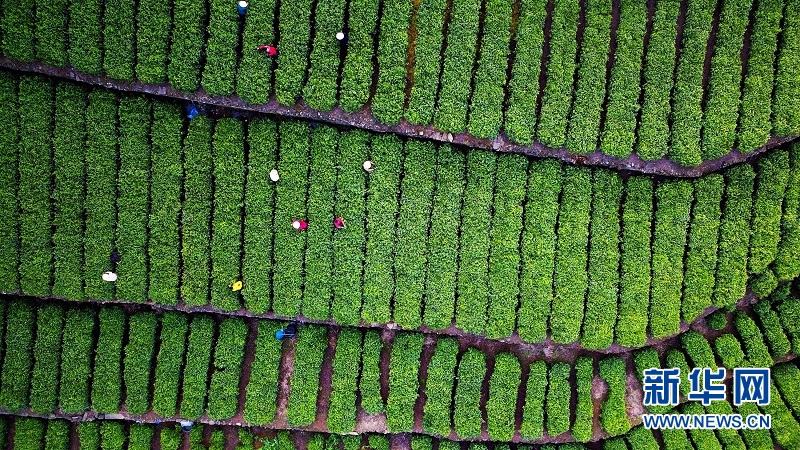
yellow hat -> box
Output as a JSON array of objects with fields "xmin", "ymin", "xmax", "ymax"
[{"xmin": 231, "ymin": 280, "xmax": 243, "ymax": 291}]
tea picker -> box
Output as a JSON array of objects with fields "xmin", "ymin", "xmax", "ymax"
[
  {"xmin": 275, "ymin": 322, "xmax": 298, "ymax": 340},
  {"xmin": 258, "ymin": 45, "xmax": 278, "ymax": 57},
  {"xmin": 237, "ymin": 0, "xmax": 248, "ymax": 14},
  {"xmin": 179, "ymin": 420, "xmax": 193, "ymax": 433},
  {"xmin": 103, "ymin": 251, "xmax": 120, "ymax": 282}
]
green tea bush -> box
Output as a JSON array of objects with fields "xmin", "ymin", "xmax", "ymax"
[
  {"xmin": 546, "ymin": 362, "xmax": 572, "ymax": 436},
  {"xmin": 734, "ymin": 312, "xmax": 773, "ymax": 368},
  {"xmin": 772, "ymin": 0, "xmax": 800, "ymax": 136},
  {"xmin": 0, "ymin": 72, "xmax": 19, "ymax": 293},
  {"xmin": 210, "ymin": 119, "xmax": 245, "ymax": 311},
  {"xmin": 714, "ymin": 164, "xmax": 754, "ymax": 307},
  {"xmin": 148, "ymin": 102, "xmax": 182, "ymax": 306},
  {"xmin": 424, "ymin": 145, "xmax": 465, "ymax": 330},
  {"xmin": 599, "ymin": 357, "xmax": 631, "ymax": 436},
  {"xmin": 504, "ymin": 0, "xmax": 547, "ymax": 144},
  {"xmin": 286, "ymin": 325, "xmax": 327, "ymax": 426},
  {"xmin": 207, "ymin": 318, "xmax": 248, "ymax": 420},
  {"xmin": 552, "ymin": 166, "xmax": 591, "ymax": 343},
  {"xmin": 35, "ymin": 0, "xmax": 68, "ymax": 66},
  {"xmin": 405, "ymin": 0, "xmax": 447, "ymax": 125},
  {"xmin": 180, "ymin": 316, "xmax": 215, "ymax": 418},
  {"xmin": 423, "ymin": 337, "xmax": 459, "ymax": 436},
  {"xmin": 433, "ymin": 0, "xmax": 480, "ymax": 133},
  {"xmin": 244, "ymin": 320, "xmax": 283, "ymax": 425},
  {"xmin": 58, "ymin": 308, "xmax": 95, "ymax": 413},
  {"xmin": 242, "ymin": 119, "xmax": 278, "ymax": 314},
  {"xmin": 236, "ymin": 0, "xmax": 278, "ymax": 103},
  {"xmin": 536, "ymin": 0, "xmax": 579, "ymax": 148},
  {"xmin": 103, "ymin": 0, "xmax": 135, "ymax": 80},
  {"xmin": 701, "ymin": 0, "xmax": 753, "ymax": 160},
  {"xmin": 668, "ymin": 0, "xmax": 715, "ymax": 166},
  {"xmin": 338, "ymin": 0, "xmax": 380, "ymax": 112},
  {"xmin": 749, "ymin": 150, "xmax": 790, "ymax": 275},
  {"xmin": 91, "ymin": 307, "xmax": 125, "ymax": 413},
  {"xmin": 359, "ymin": 330, "xmax": 385, "ymax": 414},
  {"xmin": 152, "ymin": 311, "xmax": 189, "ymax": 416},
  {"xmin": 302, "ymin": 125, "xmax": 338, "ymax": 320},
  {"xmin": 682, "ymin": 175, "xmax": 723, "ymax": 322},
  {"xmin": 202, "ymin": 0, "xmax": 240, "ymax": 96},
  {"xmin": 302, "ymin": 0, "xmax": 346, "ymax": 110},
  {"xmin": 331, "ymin": 130, "xmax": 367, "ymax": 325},
  {"xmin": 52, "ymin": 83, "xmax": 87, "ymax": 301},
  {"xmin": 386, "ymin": 332, "xmax": 424, "ymax": 432},
  {"xmin": 467, "ymin": 0, "xmax": 513, "ymax": 138},
  {"xmin": 168, "ymin": 0, "xmax": 207, "ymax": 91},
  {"xmin": 116, "ymin": 96, "xmax": 151, "ymax": 303},
  {"xmin": 135, "ymin": 0, "xmax": 171, "ymax": 83},
  {"xmin": 394, "ymin": 141, "xmax": 435, "ymax": 329},
  {"xmin": 68, "ymin": 0, "xmax": 103, "ymax": 74},
  {"xmin": 636, "ymin": 0, "xmax": 679, "ymax": 160},
  {"xmin": 18, "ymin": 76, "xmax": 54, "ymax": 297},
  {"xmin": 753, "ymin": 300, "xmax": 791, "ymax": 357},
  {"xmin": 0, "ymin": 301, "xmax": 35, "ymax": 412},
  {"xmin": 453, "ymin": 348, "xmax": 486, "ymax": 438},
  {"xmin": 738, "ymin": 0, "xmax": 784, "ymax": 152},
  {"xmin": 566, "ymin": 0, "xmax": 611, "ymax": 154},
  {"xmin": 272, "ymin": 121, "xmax": 310, "ymax": 317},
  {"xmin": 328, "ymin": 328, "xmax": 362, "ymax": 433},
  {"xmin": 123, "ymin": 311, "xmax": 157, "ymax": 414},
  {"xmin": 456, "ymin": 150, "xmax": 496, "ymax": 335},
  {"xmin": 274, "ymin": 0, "xmax": 313, "ymax": 105},
  {"xmin": 599, "ymin": 0, "xmax": 647, "ymax": 158},
  {"xmin": 30, "ymin": 305, "xmax": 65, "ymax": 413},
  {"xmin": 486, "ymin": 154, "xmax": 526, "ymax": 338},
  {"xmin": 582, "ymin": 169, "xmax": 622, "ymax": 349},
  {"xmin": 180, "ymin": 117, "xmax": 213, "ymax": 307},
  {"xmin": 372, "ymin": 0, "xmax": 412, "ymax": 124},
  {"xmin": 363, "ymin": 135, "xmax": 401, "ymax": 324},
  {"xmin": 572, "ymin": 357, "xmax": 594, "ymax": 441},
  {"xmin": 518, "ymin": 160, "xmax": 562, "ymax": 342},
  {"xmin": 486, "ymin": 352, "xmax": 521, "ymax": 441},
  {"xmin": 650, "ymin": 180, "xmax": 693, "ymax": 338}
]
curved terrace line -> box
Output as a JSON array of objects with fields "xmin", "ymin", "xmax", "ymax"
[
  {"xmin": 1, "ymin": 60, "xmax": 797, "ymax": 178},
  {"xmin": 0, "ymin": 289, "xmax": 761, "ymax": 362}
]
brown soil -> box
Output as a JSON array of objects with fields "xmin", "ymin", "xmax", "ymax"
[
  {"xmin": 412, "ymin": 334, "xmax": 438, "ymax": 433},
  {"xmin": 1, "ymin": 59, "xmax": 795, "ymax": 178},
  {"xmin": 590, "ymin": 372, "xmax": 609, "ymax": 441},
  {"xmin": 701, "ymin": 0, "xmax": 725, "ymax": 112},
  {"xmin": 354, "ymin": 409, "xmax": 387, "ymax": 433},
  {"xmin": 309, "ymin": 327, "xmax": 339, "ymax": 431},
  {"xmin": 273, "ymin": 336, "xmax": 297, "ymax": 428},
  {"xmin": 231, "ymin": 319, "xmax": 259, "ymax": 425}
]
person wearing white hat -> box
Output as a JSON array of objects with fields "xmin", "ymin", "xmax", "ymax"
[
  {"xmin": 102, "ymin": 271, "xmax": 118, "ymax": 282},
  {"xmin": 269, "ymin": 169, "xmax": 280, "ymax": 182},
  {"xmin": 336, "ymin": 31, "xmax": 348, "ymax": 43},
  {"xmin": 363, "ymin": 160, "xmax": 374, "ymax": 172},
  {"xmin": 237, "ymin": 1, "xmax": 248, "ymax": 14}
]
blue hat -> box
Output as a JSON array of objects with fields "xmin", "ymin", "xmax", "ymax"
[{"xmin": 275, "ymin": 329, "xmax": 285, "ymax": 340}]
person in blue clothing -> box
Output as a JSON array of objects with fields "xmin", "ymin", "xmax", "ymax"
[
  {"xmin": 186, "ymin": 104, "xmax": 199, "ymax": 119},
  {"xmin": 275, "ymin": 322, "xmax": 298, "ymax": 340}
]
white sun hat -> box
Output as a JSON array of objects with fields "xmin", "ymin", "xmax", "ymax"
[
  {"xmin": 269, "ymin": 169, "xmax": 280, "ymax": 182},
  {"xmin": 363, "ymin": 160, "xmax": 374, "ymax": 172},
  {"xmin": 102, "ymin": 271, "xmax": 118, "ymax": 282}
]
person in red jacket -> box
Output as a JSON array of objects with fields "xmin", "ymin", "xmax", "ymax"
[{"xmin": 258, "ymin": 45, "xmax": 278, "ymax": 57}]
